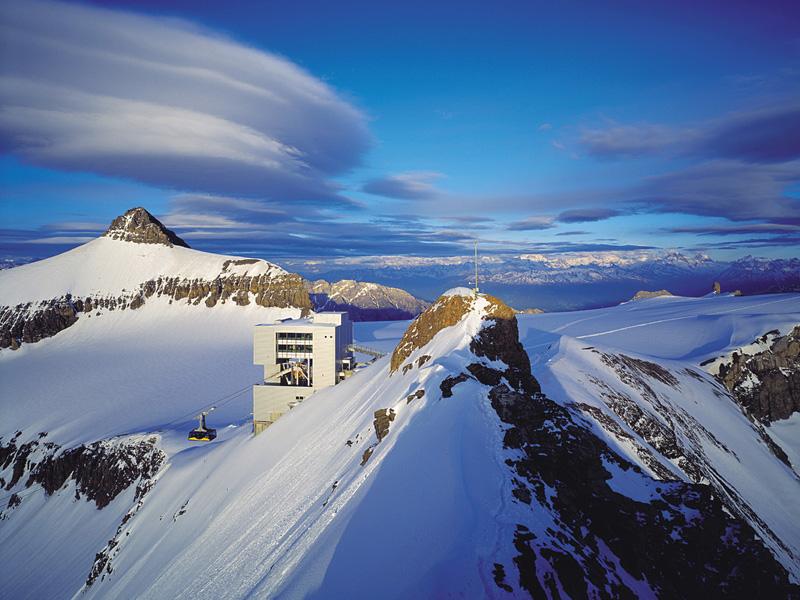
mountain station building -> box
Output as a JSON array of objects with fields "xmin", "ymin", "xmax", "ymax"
[{"xmin": 253, "ymin": 312, "xmax": 353, "ymax": 434}]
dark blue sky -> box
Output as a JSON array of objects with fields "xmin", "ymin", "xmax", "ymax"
[{"xmin": 1, "ymin": 0, "xmax": 799, "ymax": 261}]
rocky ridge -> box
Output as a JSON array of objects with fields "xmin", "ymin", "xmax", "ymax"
[
  {"xmin": 0, "ymin": 432, "xmax": 167, "ymax": 588},
  {"xmin": 705, "ymin": 326, "xmax": 800, "ymax": 423},
  {"xmin": 414, "ymin": 291, "xmax": 798, "ymax": 597},
  {"xmin": 306, "ymin": 278, "xmax": 429, "ymax": 321},
  {"xmin": 0, "ymin": 208, "xmax": 311, "ymax": 349},
  {"xmin": 390, "ymin": 288, "xmax": 475, "ymax": 372},
  {"xmin": 630, "ymin": 289, "xmax": 673, "ymax": 301}
]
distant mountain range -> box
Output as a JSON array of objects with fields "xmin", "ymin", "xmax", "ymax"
[
  {"xmin": 305, "ymin": 278, "xmax": 429, "ymax": 321},
  {"xmin": 287, "ymin": 250, "xmax": 800, "ymax": 311},
  {"xmin": 0, "ymin": 208, "xmax": 432, "ymax": 350}
]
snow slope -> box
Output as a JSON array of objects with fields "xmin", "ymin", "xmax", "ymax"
[
  {"xmin": 0, "ymin": 298, "xmax": 301, "ymax": 446},
  {"xmin": 0, "ymin": 237, "xmax": 286, "ymax": 307},
  {"xmin": 1, "ymin": 292, "xmax": 798, "ymax": 598},
  {"xmin": 363, "ymin": 292, "xmax": 800, "ymax": 578}
]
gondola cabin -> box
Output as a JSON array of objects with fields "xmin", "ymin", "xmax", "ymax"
[{"xmin": 188, "ymin": 411, "xmax": 217, "ymax": 442}]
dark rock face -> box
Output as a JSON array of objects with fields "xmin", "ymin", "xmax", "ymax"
[
  {"xmin": 714, "ymin": 326, "xmax": 800, "ymax": 423},
  {"xmin": 440, "ymin": 373, "xmax": 471, "ymax": 398},
  {"xmin": 0, "ymin": 273, "xmax": 311, "ymax": 350},
  {"xmin": 1, "ymin": 434, "xmax": 164, "ymax": 510},
  {"xmin": 103, "ymin": 207, "xmax": 189, "ymax": 248},
  {"xmin": 0, "ymin": 296, "xmax": 79, "ymax": 349},
  {"xmin": 1, "ymin": 433, "xmax": 166, "ymax": 587},
  {"xmin": 442, "ymin": 302, "xmax": 797, "ymax": 597}
]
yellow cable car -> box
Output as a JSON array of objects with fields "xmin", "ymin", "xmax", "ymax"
[{"xmin": 188, "ymin": 410, "xmax": 217, "ymax": 442}]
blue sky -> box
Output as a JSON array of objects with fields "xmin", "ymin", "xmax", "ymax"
[{"xmin": 1, "ymin": 0, "xmax": 799, "ymax": 261}]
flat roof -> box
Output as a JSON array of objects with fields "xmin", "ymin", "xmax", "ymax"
[
  {"xmin": 255, "ymin": 311, "xmax": 349, "ymax": 328},
  {"xmin": 255, "ymin": 318, "xmax": 337, "ymax": 328}
]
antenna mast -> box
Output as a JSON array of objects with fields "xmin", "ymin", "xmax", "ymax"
[{"xmin": 473, "ymin": 240, "xmax": 479, "ymax": 296}]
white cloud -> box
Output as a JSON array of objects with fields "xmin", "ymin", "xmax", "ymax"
[
  {"xmin": 362, "ymin": 171, "xmax": 446, "ymax": 200},
  {"xmin": 0, "ymin": 0, "xmax": 370, "ymax": 204},
  {"xmin": 506, "ymin": 216, "xmax": 556, "ymax": 231}
]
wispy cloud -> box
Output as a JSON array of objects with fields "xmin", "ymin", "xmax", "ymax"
[
  {"xmin": 579, "ymin": 123, "xmax": 693, "ymax": 159},
  {"xmin": 361, "ymin": 171, "xmax": 445, "ymax": 200},
  {"xmin": 666, "ymin": 223, "xmax": 800, "ymax": 236},
  {"xmin": 0, "ymin": 0, "xmax": 370, "ymax": 205},
  {"xmin": 556, "ymin": 208, "xmax": 620, "ymax": 223},
  {"xmin": 633, "ymin": 160, "xmax": 800, "ymax": 224},
  {"xmin": 578, "ymin": 104, "xmax": 800, "ymax": 163},
  {"xmin": 506, "ymin": 216, "xmax": 556, "ymax": 231}
]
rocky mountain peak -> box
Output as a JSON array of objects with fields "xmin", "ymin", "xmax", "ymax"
[
  {"xmin": 390, "ymin": 288, "xmax": 476, "ymax": 372},
  {"xmin": 103, "ymin": 207, "xmax": 189, "ymax": 248},
  {"xmin": 390, "ymin": 288, "xmax": 516, "ymax": 373}
]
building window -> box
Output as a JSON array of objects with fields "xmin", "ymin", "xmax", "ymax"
[
  {"xmin": 277, "ymin": 343, "xmax": 313, "ymax": 353},
  {"xmin": 277, "ymin": 332, "xmax": 312, "ymax": 341}
]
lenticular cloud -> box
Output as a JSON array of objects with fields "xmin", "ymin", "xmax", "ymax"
[{"xmin": 0, "ymin": 0, "xmax": 370, "ymax": 204}]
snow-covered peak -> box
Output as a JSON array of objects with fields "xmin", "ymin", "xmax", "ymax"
[
  {"xmin": 517, "ymin": 249, "xmax": 714, "ymax": 269},
  {"xmin": 0, "ymin": 237, "xmax": 288, "ymax": 307},
  {"xmin": 103, "ymin": 207, "xmax": 190, "ymax": 248}
]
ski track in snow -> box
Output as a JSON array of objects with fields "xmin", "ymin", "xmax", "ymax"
[{"xmin": 575, "ymin": 295, "xmax": 798, "ymax": 341}]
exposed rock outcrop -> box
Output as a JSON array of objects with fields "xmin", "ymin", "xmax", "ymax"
[
  {"xmin": 103, "ymin": 207, "xmax": 189, "ymax": 248},
  {"xmin": 0, "ymin": 270, "xmax": 311, "ymax": 349},
  {"xmin": 306, "ymin": 278, "xmax": 429, "ymax": 321},
  {"xmin": 710, "ymin": 326, "xmax": 800, "ymax": 423},
  {"xmin": 390, "ymin": 289, "xmax": 474, "ymax": 372},
  {"xmin": 630, "ymin": 289, "xmax": 673, "ymax": 301},
  {"xmin": 436, "ymin": 293, "xmax": 797, "ymax": 597},
  {"xmin": 0, "ymin": 208, "xmax": 312, "ymax": 350},
  {"xmin": 0, "ymin": 433, "xmax": 164, "ymax": 510},
  {"xmin": 514, "ymin": 307, "xmax": 544, "ymax": 314},
  {"xmin": 0, "ymin": 296, "xmax": 79, "ymax": 349}
]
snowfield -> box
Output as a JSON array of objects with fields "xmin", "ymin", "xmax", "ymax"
[
  {"xmin": 1, "ymin": 290, "xmax": 799, "ymax": 598},
  {"xmin": 0, "ymin": 237, "xmax": 286, "ymax": 307}
]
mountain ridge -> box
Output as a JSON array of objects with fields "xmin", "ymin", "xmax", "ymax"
[{"xmin": 0, "ymin": 208, "xmax": 312, "ymax": 349}]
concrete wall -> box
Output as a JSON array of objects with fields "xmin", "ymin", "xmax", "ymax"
[
  {"xmin": 252, "ymin": 313, "xmax": 353, "ymax": 434},
  {"xmin": 253, "ymin": 326, "xmax": 277, "ymax": 380},
  {"xmin": 311, "ymin": 330, "xmax": 335, "ymax": 388},
  {"xmin": 253, "ymin": 385, "xmax": 311, "ymax": 422}
]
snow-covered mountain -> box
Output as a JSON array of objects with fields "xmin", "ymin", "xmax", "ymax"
[
  {"xmin": 287, "ymin": 250, "xmax": 800, "ymax": 310},
  {"xmin": 1, "ymin": 276, "xmax": 799, "ymax": 597},
  {"xmin": 0, "ymin": 207, "xmax": 311, "ymax": 349},
  {"xmin": 717, "ymin": 255, "xmax": 800, "ymax": 293},
  {"xmin": 305, "ymin": 278, "xmax": 430, "ymax": 321}
]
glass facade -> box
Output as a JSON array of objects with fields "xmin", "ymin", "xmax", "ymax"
[{"xmin": 277, "ymin": 332, "xmax": 312, "ymax": 341}]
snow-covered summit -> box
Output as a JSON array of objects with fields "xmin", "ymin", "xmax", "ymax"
[
  {"xmin": 441, "ymin": 286, "xmax": 474, "ymax": 297},
  {"xmin": 0, "ymin": 208, "xmax": 310, "ymax": 349}
]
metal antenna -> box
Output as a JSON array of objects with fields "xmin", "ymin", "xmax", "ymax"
[{"xmin": 473, "ymin": 240, "xmax": 479, "ymax": 296}]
